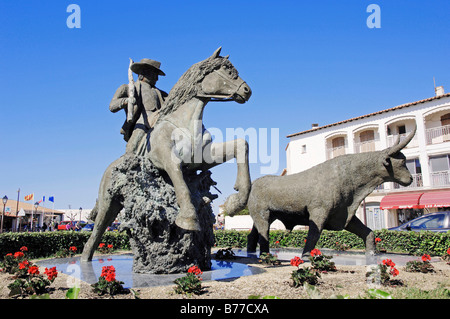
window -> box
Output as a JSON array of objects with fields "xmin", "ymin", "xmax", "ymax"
[
  {"xmin": 430, "ymin": 155, "xmax": 450, "ymax": 172},
  {"xmin": 398, "ymin": 125, "xmax": 406, "ymax": 135},
  {"xmin": 360, "ymin": 130, "xmax": 375, "ymax": 142},
  {"xmin": 301, "ymin": 145, "xmax": 306, "ymax": 154},
  {"xmin": 406, "ymin": 159, "xmax": 421, "ymax": 174}
]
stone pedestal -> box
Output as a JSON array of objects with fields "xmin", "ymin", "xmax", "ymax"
[{"xmin": 109, "ymin": 155, "xmax": 216, "ymax": 274}]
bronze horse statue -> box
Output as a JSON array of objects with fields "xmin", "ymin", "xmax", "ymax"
[{"xmin": 81, "ymin": 48, "xmax": 252, "ymax": 261}]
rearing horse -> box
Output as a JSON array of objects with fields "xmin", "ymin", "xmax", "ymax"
[{"xmin": 81, "ymin": 47, "xmax": 252, "ymax": 261}]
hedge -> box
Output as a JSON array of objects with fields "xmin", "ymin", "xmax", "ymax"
[
  {"xmin": 1, "ymin": 229, "xmax": 449, "ymax": 259},
  {"xmin": 214, "ymin": 229, "xmax": 450, "ymax": 257},
  {"xmin": 0, "ymin": 231, "xmax": 130, "ymax": 259}
]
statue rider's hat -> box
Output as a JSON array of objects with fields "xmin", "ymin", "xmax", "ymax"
[{"xmin": 131, "ymin": 58, "xmax": 166, "ymax": 76}]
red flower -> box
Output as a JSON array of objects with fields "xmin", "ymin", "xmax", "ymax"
[
  {"xmin": 390, "ymin": 267, "xmax": 399, "ymax": 277},
  {"xmin": 69, "ymin": 246, "xmax": 77, "ymax": 252},
  {"xmin": 19, "ymin": 260, "xmax": 29, "ymax": 270},
  {"xmin": 14, "ymin": 251, "xmax": 24, "ymax": 259},
  {"xmin": 421, "ymin": 254, "xmax": 431, "ymax": 262},
  {"xmin": 382, "ymin": 259, "xmax": 395, "ymax": 268},
  {"xmin": 447, "ymin": 247, "xmax": 450, "ymax": 255},
  {"xmin": 290, "ymin": 256, "xmax": 304, "ymax": 267},
  {"xmin": 107, "ymin": 244, "xmax": 113, "ymax": 249},
  {"xmin": 188, "ymin": 265, "xmax": 203, "ymax": 276},
  {"xmin": 20, "ymin": 246, "xmax": 28, "ymax": 252},
  {"xmin": 98, "ymin": 243, "xmax": 105, "ymax": 248},
  {"xmin": 6, "ymin": 253, "xmax": 12, "ymax": 257},
  {"xmin": 28, "ymin": 266, "xmax": 40, "ymax": 275},
  {"xmin": 310, "ymin": 249, "xmax": 322, "ymax": 257},
  {"xmin": 44, "ymin": 267, "xmax": 58, "ymax": 281},
  {"xmin": 375, "ymin": 237, "xmax": 381, "ymax": 243},
  {"xmin": 100, "ymin": 265, "xmax": 116, "ymax": 282}
]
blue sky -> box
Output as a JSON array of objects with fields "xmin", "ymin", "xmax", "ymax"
[{"xmin": 0, "ymin": 1, "xmax": 449, "ymax": 214}]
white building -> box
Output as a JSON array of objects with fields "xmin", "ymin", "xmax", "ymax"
[{"xmin": 285, "ymin": 87, "xmax": 450, "ymax": 230}]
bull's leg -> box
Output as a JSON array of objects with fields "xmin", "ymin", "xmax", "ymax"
[
  {"xmin": 345, "ymin": 215, "xmax": 375, "ymax": 256},
  {"xmin": 247, "ymin": 225, "xmax": 259, "ymax": 252},
  {"xmin": 202, "ymin": 139, "xmax": 251, "ymax": 216},
  {"xmin": 250, "ymin": 210, "xmax": 271, "ymax": 255},
  {"xmin": 302, "ymin": 210, "xmax": 327, "ymax": 259}
]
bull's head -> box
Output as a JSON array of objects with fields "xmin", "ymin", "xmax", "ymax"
[{"xmin": 380, "ymin": 124, "xmax": 416, "ymax": 186}]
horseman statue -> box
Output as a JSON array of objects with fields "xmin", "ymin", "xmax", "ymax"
[{"xmin": 81, "ymin": 48, "xmax": 252, "ymax": 273}]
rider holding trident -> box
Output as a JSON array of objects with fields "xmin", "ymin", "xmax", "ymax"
[{"xmin": 109, "ymin": 58, "xmax": 168, "ymax": 155}]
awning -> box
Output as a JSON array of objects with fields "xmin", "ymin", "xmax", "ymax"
[
  {"xmin": 380, "ymin": 193, "xmax": 423, "ymax": 210},
  {"xmin": 419, "ymin": 190, "xmax": 450, "ymax": 208}
]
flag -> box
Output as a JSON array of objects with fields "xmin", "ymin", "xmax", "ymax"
[
  {"xmin": 42, "ymin": 196, "xmax": 45, "ymax": 202},
  {"xmin": 49, "ymin": 196, "xmax": 54, "ymax": 203},
  {"xmin": 24, "ymin": 193, "xmax": 34, "ymax": 201},
  {"xmin": 38, "ymin": 199, "xmax": 42, "ymax": 204}
]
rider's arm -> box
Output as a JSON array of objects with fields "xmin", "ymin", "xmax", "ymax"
[{"xmin": 109, "ymin": 84, "xmax": 129, "ymax": 113}]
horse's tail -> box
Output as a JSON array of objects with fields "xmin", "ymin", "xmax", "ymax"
[{"xmin": 86, "ymin": 200, "xmax": 99, "ymax": 223}]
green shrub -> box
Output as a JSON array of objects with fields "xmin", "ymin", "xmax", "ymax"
[
  {"xmin": 213, "ymin": 229, "xmax": 450, "ymax": 256},
  {"xmin": 0, "ymin": 231, "xmax": 130, "ymax": 260}
]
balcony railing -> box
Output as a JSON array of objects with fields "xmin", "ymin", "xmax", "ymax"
[
  {"xmin": 326, "ymin": 146, "xmax": 346, "ymax": 160},
  {"xmin": 426, "ymin": 124, "xmax": 450, "ymax": 145},
  {"xmin": 387, "ymin": 133, "xmax": 419, "ymax": 148},
  {"xmin": 393, "ymin": 173, "xmax": 423, "ymax": 189},
  {"xmin": 354, "ymin": 139, "xmax": 380, "ymax": 153},
  {"xmin": 430, "ymin": 170, "xmax": 450, "ymax": 187}
]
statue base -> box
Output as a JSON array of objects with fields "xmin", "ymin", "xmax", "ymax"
[{"xmin": 109, "ymin": 155, "xmax": 217, "ymax": 274}]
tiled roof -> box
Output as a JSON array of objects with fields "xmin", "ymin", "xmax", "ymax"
[
  {"xmin": 286, "ymin": 93, "xmax": 450, "ymax": 138},
  {"xmin": 1, "ymin": 199, "xmax": 64, "ymax": 217}
]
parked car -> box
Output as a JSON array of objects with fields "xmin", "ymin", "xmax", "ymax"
[
  {"xmin": 58, "ymin": 221, "xmax": 87, "ymax": 231},
  {"xmin": 82, "ymin": 223, "xmax": 94, "ymax": 231},
  {"xmin": 107, "ymin": 222, "xmax": 121, "ymax": 232},
  {"xmin": 388, "ymin": 211, "xmax": 450, "ymax": 233}
]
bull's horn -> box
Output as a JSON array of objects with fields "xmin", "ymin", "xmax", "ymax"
[{"xmin": 387, "ymin": 123, "xmax": 417, "ymax": 155}]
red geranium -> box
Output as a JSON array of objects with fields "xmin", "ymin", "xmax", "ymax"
[
  {"xmin": 28, "ymin": 266, "xmax": 40, "ymax": 275},
  {"xmin": 390, "ymin": 267, "xmax": 399, "ymax": 277},
  {"xmin": 290, "ymin": 256, "xmax": 304, "ymax": 267},
  {"xmin": 382, "ymin": 259, "xmax": 395, "ymax": 267},
  {"xmin": 421, "ymin": 254, "xmax": 431, "ymax": 262},
  {"xmin": 310, "ymin": 249, "xmax": 322, "ymax": 257},
  {"xmin": 20, "ymin": 246, "xmax": 28, "ymax": 252},
  {"xmin": 375, "ymin": 237, "xmax": 381, "ymax": 243},
  {"xmin": 44, "ymin": 267, "xmax": 58, "ymax": 282},
  {"xmin": 188, "ymin": 265, "xmax": 203, "ymax": 276},
  {"xmin": 19, "ymin": 260, "xmax": 29, "ymax": 270},
  {"xmin": 101, "ymin": 265, "xmax": 116, "ymax": 282},
  {"xmin": 69, "ymin": 246, "xmax": 77, "ymax": 252},
  {"xmin": 98, "ymin": 243, "xmax": 105, "ymax": 248},
  {"xmin": 107, "ymin": 244, "xmax": 113, "ymax": 249},
  {"xmin": 14, "ymin": 251, "xmax": 24, "ymax": 259}
]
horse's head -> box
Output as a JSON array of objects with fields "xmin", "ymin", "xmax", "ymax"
[{"xmin": 199, "ymin": 47, "xmax": 252, "ymax": 104}]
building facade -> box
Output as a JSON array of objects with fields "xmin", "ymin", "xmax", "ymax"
[{"xmin": 286, "ymin": 88, "xmax": 450, "ymax": 230}]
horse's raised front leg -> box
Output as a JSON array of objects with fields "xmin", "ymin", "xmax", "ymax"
[{"xmin": 203, "ymin": 138, "xmax": 251, "ymax": 215}]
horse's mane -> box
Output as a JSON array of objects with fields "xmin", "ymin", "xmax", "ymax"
[{"xmin": 159, "ymin": 55, "xmax": 237, "ymax": 117}]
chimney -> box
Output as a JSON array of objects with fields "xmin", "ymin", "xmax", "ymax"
[
  {"xmin": 311, "ymin": 123, "xmax": 319, "ymax": 129},
  {"xmin": 435, "ymin": 86, "xmax": 445, "ymax": 97}
]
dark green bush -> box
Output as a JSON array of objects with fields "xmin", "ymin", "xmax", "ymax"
[
  {"xmin": 0, "ymin": 231, "xmax": 130, "ymax": 259},
  {"xmin": 213, "ymin": 229, "xmax": 450, "ymax": 256}
]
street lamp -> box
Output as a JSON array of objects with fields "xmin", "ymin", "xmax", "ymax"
[
  {"xmin": 79, "ymin": 207, "xmax": 82, "ymax": 223},
  {"xmin": 1, "ymin": 195, "xmax": 8, "ymax": 233},
  {"xmin": 33, "ymin": 202, "xmax": 39, "ymax": 231}
]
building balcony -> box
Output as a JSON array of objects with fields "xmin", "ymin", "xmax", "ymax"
[
  {"xmin": 426, "ymin": 124, "xmax": 450, "ymax": 145},
  {"xmin": 393, "ymin": 173, "xmax": 423, "ymax": 190},
  {"xmin": 326, "ymin": 146, "xmax": 347, "ymax": 160},
  {"xmin": 387, "ymin": 133, "xmax": 419, "ymax": 149},
  {"xmin": 354, "ymin": 139, "xmax": 380, "ymax": 153},
  {"xmin": 430, "ymin": 170, "xmax": 450, "ymax": 187}
]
